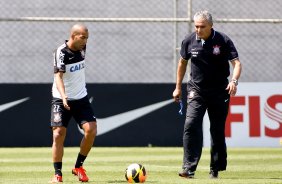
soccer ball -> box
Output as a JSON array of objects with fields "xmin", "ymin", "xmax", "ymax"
[{"xmin": 125, "ymin": 163, "xmax": 147, "ymax": 183}]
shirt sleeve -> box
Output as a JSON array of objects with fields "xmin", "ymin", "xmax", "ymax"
[
  {"xmin": 53, "ymin": 49, "xmax": 66, "ymax": 73},
  {"xmin": 226, "ymin": 37, "xmax": 239, "ymax": 61},
  {"xmin": 180, "ymin": 37, "xmax": 192, "ymax": 61}
]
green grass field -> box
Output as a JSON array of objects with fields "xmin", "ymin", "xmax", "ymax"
[{"xmin": 0, "ymin": 147, "xmax": 282, "ymax": 184}]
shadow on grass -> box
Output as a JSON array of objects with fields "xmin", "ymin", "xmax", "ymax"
[
  {"xmin": 107, "ymin": 180, "xmax": 124, "ymax": 183},
  {"xmin": 107, "ymin": 180, "xmax": 158, "ymax": 183}
]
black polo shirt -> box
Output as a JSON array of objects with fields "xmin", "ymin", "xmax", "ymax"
[{"xmin": 180, "ymin": 28, "xmax": 239, "ymax": 90}]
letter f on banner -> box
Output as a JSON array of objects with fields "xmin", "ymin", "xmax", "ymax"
[
  {"xmin": 225, "ymin": 96, "xmax": 245, "ymax": 137},
  {"xmin": 226, "ymin": 96, "xmax": 261, "ymax": 137}
]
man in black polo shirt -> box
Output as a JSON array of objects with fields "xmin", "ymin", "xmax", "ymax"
[{"xmin": 172, "ymin": 10, "xmax": 242, "ymax": 179}]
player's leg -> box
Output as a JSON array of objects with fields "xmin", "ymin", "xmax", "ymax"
[
  {"xmin": 52, "ymin": 127, "xmax": 67, "ymax": 178},
  {"xmin": 207, "ymin": 90, "xmax": 230, "ymax": 178},
  {"xmin": 179, "ymin": 89, "xmax": 207, "ymax": 178},
  {"xmin": 71, "ymin": 96, "xmax": 97, "ymax": 182},
  {"xmin": 80, "ymin": 121, "xmax": 97, "ymax": 156},
  {"xmin": 72, "ymin": 121, "xmax": 96, "ymax": 182},
  {"xmin": 50, "ymin": 98, "xmax": 71, "ymax": 182}
]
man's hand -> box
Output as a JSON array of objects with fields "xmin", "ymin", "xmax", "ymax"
[
  {"xmin": 226, "ymin": 82, "xmax": 237, "ymax": 96},
  {"xmin": 62, "ymin": 96, "xmax": 70, "ymax": 110},
  {"xmin": 173, "ymin": 88, "xmax": 182, "ymax": 102}
]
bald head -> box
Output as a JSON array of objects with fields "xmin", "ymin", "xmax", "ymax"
[
  {"xmin": 67, "ymin": 24, "xmax": 89, "ymax": 51},
  {"xmin": 70, "ymin": 24, "xmax": 88, "ymax": 36}
]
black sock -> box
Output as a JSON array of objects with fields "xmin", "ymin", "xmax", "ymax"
[
  {"xmin": 75, "ymin": 153, "xmax": 87, "ymax": 168},
  {"xmin": 54, "ymin": 162, "xmax": 62, "ymax": 176}
]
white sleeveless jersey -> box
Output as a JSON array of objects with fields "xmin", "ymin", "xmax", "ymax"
[{"xmin": 52, "ymin": 41, "xmax": 87, "ymax": 100}]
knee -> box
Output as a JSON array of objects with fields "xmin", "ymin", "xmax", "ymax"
[
  {"xmin": 184, "ymin": 117, "xmax": 202, "ymax": 131},
  {"xmin": 84, "ymin": 122, "xmax": 97, "ymax": 137},
  {"xmin": 52, "ymin": 127, "xmax": 66, "ymax": 142}
]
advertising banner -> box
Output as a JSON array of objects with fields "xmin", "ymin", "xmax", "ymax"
[{"xmin": 1, "ymin": 82, "xmax": 281, "ymax": 147}]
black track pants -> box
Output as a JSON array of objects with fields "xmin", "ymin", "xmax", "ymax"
[{"xmin": 182, "ymin": 87, "xmax": 230, "ymax": 172}]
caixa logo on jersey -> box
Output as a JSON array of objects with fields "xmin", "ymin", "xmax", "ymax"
[
  {"xmin": 226, "ymin": 94, "xmax": 282, "ymax": 138},
  {"xmin": 70, "ymin": 62, "xmax": 85, "ymax": 72}
]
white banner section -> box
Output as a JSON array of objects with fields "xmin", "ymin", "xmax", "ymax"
[{"xmin": 203, "ymin": 82, "xmax": 282, "ymax": 147}]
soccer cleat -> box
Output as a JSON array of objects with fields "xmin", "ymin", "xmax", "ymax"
[
  {"xmin": 178, "ymin": 168, "xmax": 195, "ymax": 179},
  {"xmin": 50, "ymin": 174, "xmax": 63, "ymax": 183},
  {"xmin": 72, "ymin": 166, "xmax": 89, "ymax": 182},
  {"xmin": 209, "ymin": 170, "xmax": 218, "ymax": 179}
]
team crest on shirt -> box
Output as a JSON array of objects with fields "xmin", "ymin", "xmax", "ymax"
[{"xmin": 213, "ymin": 45, "xmax": 221, "ymax": 55}]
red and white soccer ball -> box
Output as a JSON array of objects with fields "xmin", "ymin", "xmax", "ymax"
[{"xmin": 125, "ymin": 163, "xmax": 147, "ymax": 183}]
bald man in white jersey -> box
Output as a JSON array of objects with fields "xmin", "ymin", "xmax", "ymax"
[{"xmin": 50, "ymin": 24, "xmax": 97, "ymax": 183}]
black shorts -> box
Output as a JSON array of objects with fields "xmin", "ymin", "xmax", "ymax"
[{"xmin": 50, "ymin": 95, "xmax": 96, "ymax": 128}]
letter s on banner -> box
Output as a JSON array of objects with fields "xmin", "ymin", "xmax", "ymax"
[{"xmin": 264, "ymin": 95, "xmax": 282, "ymax": 137}]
